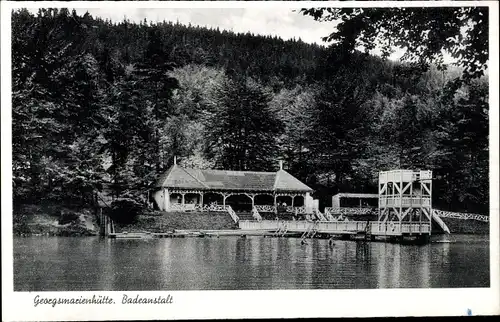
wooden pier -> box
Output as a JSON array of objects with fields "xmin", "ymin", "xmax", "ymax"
[
  {"xmin": 107, "ymin": 229, "xmax": 298, "ymax": 239},
  {"xmin": 106, "ymin": 220, "xmax": 431, "ymax": 243},
  {"xmin": 238, "ymin": 219, "xmax": 431, "ymax": 242}
]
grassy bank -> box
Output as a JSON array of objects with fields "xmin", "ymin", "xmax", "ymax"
[
  {"xmin": 115, "ymin": 211, "xmax": 237, "ymax": 233},
  {"xmin": 440, "ymin": 217, "xmax": 489, "ymax": 234},
  {"xmin": 13, "ymin": 203, "xmax": 99, "ymax": 236}
]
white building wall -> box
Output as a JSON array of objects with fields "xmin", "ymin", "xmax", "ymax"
[
  {"xmin": 312, "ymin": 199, "xmax": 319, "ymax": 211},
  {"xmin": 153, "ymin": 189, "xmax": 165, "ymax": 211},
  {"xmin": 305, "ymin": 192, "xmax": 314, "ymax": 213}
]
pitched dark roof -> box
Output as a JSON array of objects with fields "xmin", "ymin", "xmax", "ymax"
[{"xmin": 155, "ymin": 165, "xmax": 312, "ymax": 192}]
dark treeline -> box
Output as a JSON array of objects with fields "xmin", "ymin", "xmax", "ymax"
[{"xmin": 12, "ymin": 9, "xmax": 489, "ymax": 214}]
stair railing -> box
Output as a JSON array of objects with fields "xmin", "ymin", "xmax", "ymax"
[
  {"xmin": 324, "ymin": 208, "xmax": 335, "ymax": 221},
  {"xmin": 96, "ymin": 192, "xmax": 111, "ymax": 208},
  {"xmin": 226, "ymin": 205, "xmax": 239, "ymax": 223},
  {"xmin": 314, "ymin": 208, "xmax": 327, "ymax": 221}
]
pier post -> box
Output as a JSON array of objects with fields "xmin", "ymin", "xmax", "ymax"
[{"xmin": 99, "ymin": 209, "xmax": 104, "ymax": 236}]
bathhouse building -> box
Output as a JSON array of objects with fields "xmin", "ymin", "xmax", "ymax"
[{"xmin": 153, "ymin": 159, "xmax": 313, "ymax": 213}]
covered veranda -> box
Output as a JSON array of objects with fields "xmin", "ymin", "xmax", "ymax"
[
  {"xmin": 153, "ymin": 160, "xmax": 313, "ymax": 214},
  {"xmin": 162, "ymin": 188, "xmax": 307, "ymax": 213}
]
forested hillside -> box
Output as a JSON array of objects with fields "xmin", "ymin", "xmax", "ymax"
[{"xmin": 12, "ymin": 8, "xmax": 489, "ymax": 215}]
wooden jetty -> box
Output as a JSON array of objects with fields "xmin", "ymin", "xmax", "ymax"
[
  {"xmin": 107, "ymin": 220, "xmax": 430, "ymax": 243},
  {"xmin": 107, "ymin": 229, "xmax": 298, "ymax": 239},
  {"xmin": 238, "ymin": 219, "xmax": 431, "ymax": 243}
]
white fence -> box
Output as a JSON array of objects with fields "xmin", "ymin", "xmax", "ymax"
[
  {"xmin": 379, "ymin": 170, "xmax": 432, "ymax": 183},
  {"xmin": 325, "ymin": 207, "xmax": 374, "ymax": 216},
  {"xmin": 168, "ymin": 203, "xmax": 228, "ymax": 212},
  {"xmin": 433, "ymin": 209, "xmax": 489, "ymax": 222},
  {"xmin": 169, "ymin": 203, "xmax": 196, "ymax": 211},
  {"xmin": 239, "ymin": 220, "xmax": 432, "ymax": 236},
  {"xmin": 379, "ymin": 196, "xmax": 431, "ymax": 207},
  {"xmin": 325, "ymin": 206, "xmax": 488, "ymax": 223},
  {"xmin": 255, "ymin": 205, "xmax": 276, "ymax": 213},
  {"xmin": 238, "ymin": 220, "xmax": 368, "ymax": 233}
]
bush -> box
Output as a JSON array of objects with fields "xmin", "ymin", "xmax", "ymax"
[
  {"xmin": 58, "ymin": 210, "xmax": 80, "ymax": 225},
  {"xmin": 109, "ymin": 198, "xmax": 143, "ymax": 225}
]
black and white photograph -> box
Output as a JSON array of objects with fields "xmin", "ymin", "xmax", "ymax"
[{"xmin": 1, "ymin": 0, "xmax": 499, "ymax": 320}]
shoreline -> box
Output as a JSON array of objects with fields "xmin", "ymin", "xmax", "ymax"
[{"xmin": 13, "ymin": 203, "xmax": 490, "ymax": 237}]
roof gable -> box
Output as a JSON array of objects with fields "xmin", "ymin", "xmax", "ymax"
[{"xmin": 274, "ymin": 169, "xmax": 313, "ymax": 192}]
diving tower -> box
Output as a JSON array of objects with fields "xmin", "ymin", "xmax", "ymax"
[{"xmin": 370, "ymin": 170, "xmax": 433, "ymax": 238}]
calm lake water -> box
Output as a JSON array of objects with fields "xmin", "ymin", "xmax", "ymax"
[{"xmin": 14, "ymin": 234, "xmax": 489, "ymax": 291}]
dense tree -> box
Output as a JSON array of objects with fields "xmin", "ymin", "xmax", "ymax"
[
  {"xmin": 205, "ymin": 77, "xmax": 283, "ymax": 171},
  {"xmin": 301, "ymin": 7, "xmax": 489, "ymax": 81},
  {"xmin": 11, "ymin": 9, "xmax": 490, "ymax": 215},
  {"xmin": 269, "ymin": 84, "xmax": 316, "ymax": 180},
  {"xmin": 12, "ymin": 9, "xmax": 108, "ymax": 203},
  {"xmin": 432, "ymin": 79, "xmax": 489, "ymax": 213}
]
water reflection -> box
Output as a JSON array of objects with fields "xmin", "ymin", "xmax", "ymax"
[{"xmin": 13, "ymin": 234, "xmax": 489, "ymax": 291}]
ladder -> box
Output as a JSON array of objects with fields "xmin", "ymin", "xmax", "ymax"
[
  {"xmin": 301, "ymin": 222, "xmax": 317, "ymax": 242},
  {"xmin": 277, "ymin": 225, "xmax": 288, "ymax": 237},
  {"xmin": 273, "ymin": 223, "xmax": 287, "ymax": 237}
]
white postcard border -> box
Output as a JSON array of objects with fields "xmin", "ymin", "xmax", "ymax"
[{"xmin": 2, "ymin": 1, "xmax": 499, "ymax": 320}]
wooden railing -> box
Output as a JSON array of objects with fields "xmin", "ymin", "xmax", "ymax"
[
  {"xmin": 170, "ymin": 203, "xmax": 197, "ymax": 211},
  {"xmin": 289, "ymin": 206, "xmax": 307, "ymax": 214},
  {"xmin": 325, "ymin": 207, "xmax": 375, "ymax": 216},
  {"xmin": 314, "ymin": 209, "xmax": 327, "ymax": 221},
  {"xmin": 431, "ymin": 211, "xmax": 451, "ymax": 234},
  {"xmin": 369, "ymin": 222, "xmax": 431, "ymax": 235},
  {"xmin": 325, "ymin": 205, "xmax": 487, "ymax": 223},
  {"xmin": 226, "ymin": 205, "xmax": 239, "ymax": 223},
  {"xmin": 239, "ymin": 220, "xmax": 282, "ymax": 230},
  {"xmin": 253, "ymin": 205, "xmax": 307, "ymax": 215},
  {"xmin": 238, "ymin": 220, "xmax": 433, "ymax": 236},
  {"xmin": 238, "ymin": 220, "xmax": 368, "ymax": 233},
  {"xmin": 255, "ymin": 205, "xmax": 277, "ymax": 213},
  {"xmin": 379, "ymin": 196, "xmax": 431, "ymax": 207},
  {"xmin": 193, "ymin": 204, "xmax": 227, "ymax": 212},
  {"xmin": 379, "ymin": 170, "xmax": 432, "ymax": 183},
  {"xmin": 433, "ymin": 209, "xmax": 489, "ymax": 222},
  {"xmin": 324, "ymin": 208, "xmax": 336, "ymax": 221}
]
